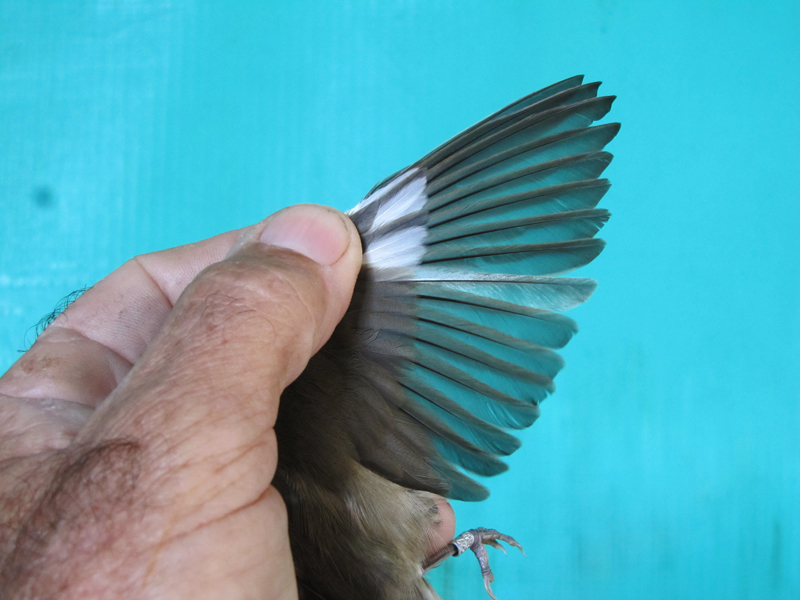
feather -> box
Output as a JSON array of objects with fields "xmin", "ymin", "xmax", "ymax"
[
  {"xmin": 428, "ymin": 178, "xmax": 611, "ymax": 226},
  {"xmin": 289, "ymin": 77, "xmax": 616, "ymax": 501}
]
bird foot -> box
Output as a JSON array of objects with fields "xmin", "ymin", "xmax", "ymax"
[{"xmin": 448, "ymin": 527, "xmax": 525, "ymax": 600}]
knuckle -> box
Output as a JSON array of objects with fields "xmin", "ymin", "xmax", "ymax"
[{"xmin": 0, "ymin": 396, "xmax": 89, "ymax": 461}]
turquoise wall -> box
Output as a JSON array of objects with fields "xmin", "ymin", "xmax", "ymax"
[{"xmin": 1, "ymin": 1, "xmax": 798, "ymax": 598}]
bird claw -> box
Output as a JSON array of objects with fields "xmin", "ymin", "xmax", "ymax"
[
  {"xmin": 449, "ymin": 527, "xmax": 524, "ymax": 600},
  {"xmin": 483, "ymin": 539, "xmax": 507, "ymax": 554}
]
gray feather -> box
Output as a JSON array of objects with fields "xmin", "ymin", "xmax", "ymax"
[{"xmin": 274, "ymin": 76, "xmax": 617, "ymax": 599}]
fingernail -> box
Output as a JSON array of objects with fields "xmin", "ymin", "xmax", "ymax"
[{"xmin": 257, "ymin": 204, "xmax": 352, "ymax": 266}]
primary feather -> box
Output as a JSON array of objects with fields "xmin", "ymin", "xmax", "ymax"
[
  {"xmin": 344, "ymin": 76, "xmax": 616, "ymax": 500},
  {"xmin": 274, "ymin": 75, "xmax": 617, "ymax": 599}
]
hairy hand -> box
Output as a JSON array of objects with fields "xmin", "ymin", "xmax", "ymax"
[{"xmin": 0, "ymin": 205, "xmax": 363, "ymax": 600}]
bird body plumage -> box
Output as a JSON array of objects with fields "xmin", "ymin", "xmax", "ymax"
[{"xmin": 272, "ymin": 75, "xmax": 618, "ymax": 599}]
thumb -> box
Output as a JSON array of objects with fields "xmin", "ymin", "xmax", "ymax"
[{"xmin": 86, "ymin": 203, "xmax": 362, "ymax": 449}]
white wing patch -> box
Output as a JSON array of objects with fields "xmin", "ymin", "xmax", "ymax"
[
  {"xmin": 372, "ymin": 174, "xmax": 427, "ymax": 229},
  {"xmin": 363, "ymin": 226, "xmax": 427, "ymax": 269},
  {"xmin": 348, "ymin": 168, "xmax": 427, "ymax": 221},
  {"xmin": 352, "ymin": 167, "xmax": 430, "ymax": 270}
]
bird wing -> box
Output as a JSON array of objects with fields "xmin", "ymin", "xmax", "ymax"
[{"xmin": 339, "ymin": 75, "xmax": 617, "ymax": 501}]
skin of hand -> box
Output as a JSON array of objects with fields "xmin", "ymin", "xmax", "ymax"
[{"xmin": 0, "ymin": 204, "xmax": 454, "ymax": 599}]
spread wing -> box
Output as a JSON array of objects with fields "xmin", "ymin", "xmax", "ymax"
[{"xmin": 338, "ymin": 76, "xmax": 617, "ymax": 501}]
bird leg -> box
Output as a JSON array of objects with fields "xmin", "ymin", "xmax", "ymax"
[{"xmin": 423, "ymin": 527, "xmax": 525, "ymax": 600}]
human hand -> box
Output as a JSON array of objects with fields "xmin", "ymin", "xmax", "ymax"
[{"xmin": 0, "ymin": 205, "xmax": 363, "ymax": 600}]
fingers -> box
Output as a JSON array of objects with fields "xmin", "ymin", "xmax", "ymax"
[
  {"xmin": 0, "ymin": 205, "xmax": 361, "ymax": 463},
  {"xmin": 0, "ymin": 205, "xmax": 358, "ymax": 406},
  {"xmin": 0, "ymin": 228, "xmax": 243, "ymax": 409},
  {"xmin": 72, "ymin": 205, "xmax": 362, "ymax": 530}
]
